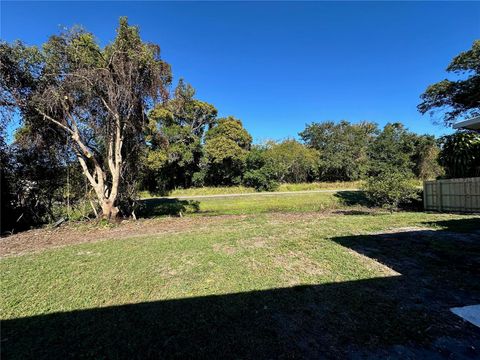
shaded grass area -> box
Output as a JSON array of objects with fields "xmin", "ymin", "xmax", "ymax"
[
  {"xmin": 138, "ymin": 191, "xmax": 366, "ymax": 217},
  {"xmin": 1, "ymin": 212, "xmax": 479, "ymax": 358}
]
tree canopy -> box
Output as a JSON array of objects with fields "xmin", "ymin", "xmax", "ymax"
[
  {"xmin": 203, "ymin": 116, "xmax": 253, "ymax": 185},
  {"xmin": 1, "ymin": 17, "xmax": 172, "ymax": 218},
  {"xmin": 143, "ymin": 80, "xmax": 217, "ymax": 192},
  {"xmin": 418, "ymin": 40, "xmax": 480, "ymax": 126},
  {"xmin": 300, "ymin": 120, "xmax": 377, "ymax": 181}
]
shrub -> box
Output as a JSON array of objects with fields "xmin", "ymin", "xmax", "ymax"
[
  {"xmin": 243, "ymin": 169, "xmax": 278, "ymax": 192},
  {"xmin": 362, "ymin": 171, "xmax": 420, "ymax": 211},
  {"xmin": 192, "ymin": 171, "xmax": 206, "ymax": 187}
]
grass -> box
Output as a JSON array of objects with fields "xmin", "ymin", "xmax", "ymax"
[
  {"xmin": 139, "ymin": 179, "xmax": 425, "ymax": 199},
  {"xmin": 2, "ymin": 212, "xmax": 476, "ymax": 319},
  {"xmin": 138, "ymin": 181, "xmax": 362, "ymax": 198},
  {"xmin": 138, "ymin": 190, "xmax": 369, "ymax": 217},
  {"xmin": 276, "ymin": 180, "xmax": 362, "ymax": 192},
  {"xmin": 2, "ymin": 199, "xmax": 479, "ymax": 358}
]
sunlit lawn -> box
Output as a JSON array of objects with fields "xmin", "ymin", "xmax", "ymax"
[
  {"xmin": 1, "ymin": 193, "xmax": 479, "ymax": 358},
  {"xmin": 139, "ymin": 190, "xmax": 367, "ymax": 217},
  {"xmin": 139, "ymin": 181, "xmax": 363, "ymax": 198}
]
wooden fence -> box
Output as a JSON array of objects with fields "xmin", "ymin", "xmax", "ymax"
[{"xmin": 423, "ymin": 177, "xmax": 480, "ymax": 213}]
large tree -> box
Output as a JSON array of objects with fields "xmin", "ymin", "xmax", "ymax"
[
  {"xmin": 144, "ymin": 80, "xmax": 217, "ymax": 191},
  {"xmin": 367, "ymin": 123, "xmax": 416, "ymax": 176},
  {"xmin": 1, "ymin": 18, "xmax": 172, "ymax": 218},
  {"xmin": 418, "ymin": 40, "xmax": 480, "ymax": 126},
  {"xmin": 202, "ymin": 116, "xmax": 252, "ymax": 185},
  {"xmin": 261, "ymin": 140, "xmax": 318, "ymax": 183},
  {"xmin": 300, "ymin": 120, "xmax": 377, "ymax": 181}
]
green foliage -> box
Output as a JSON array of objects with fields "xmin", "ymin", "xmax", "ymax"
[
  {"xmin": 367, "ymin": 123, "xmax": 415, "ymax": 176},
  {"xmin": 143, "ymin": 80, "xmax": 217, "ymax": 192},
  {"xmin": 243, "ymin": 169, "xmax": 279, "ymax": 191},
  {"xmin": 438, "ymin": 131, "xmax": 480, "ymax": 178},
  {"xmin": 241, "ymin": 141, "xmax": 318, "ymax": 190},
  {"xmin": 242, "ymin": 146, "xmax": 278, "ymax": 191},
  {"xmin": 191, "ymin": 171, "xmax": 206, "ymax": 188},
  {"xmin": 203, "ymin": 117, "xmax": 252, "ymax": 185},
  {"xmin": 418, "ymin": 40, "xmax": 480, "ymax": 126},
  {"xmin": 363, "ymin": 171, "xmax": 420, "ymax": 211},
  {"xmin": 1, "ymin": 18, "xmax": 173, "ymax": 218},
  {"xmin": 262, "ymin": 140, "xmax": 318, "ymax": 183},
  {"xmin": 0, "ymin": 125, "xmax": 89, "ymax": 232},
  {"xmin": 300, "ymin": 120, "xmax": 377, "ymax": 181},
  {"xmin": 411, "ymin": 136, "xmax": 444, "ymax": 180},
  {"xmin": 204, "ymin": 116, "xmax": 252, "ymax": 148}
]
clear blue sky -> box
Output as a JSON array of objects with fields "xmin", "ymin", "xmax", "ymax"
[{"xmin": 1, "ymin": 1, "xmax": 479, "ymax": 142}]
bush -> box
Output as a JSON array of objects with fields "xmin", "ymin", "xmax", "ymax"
[
  {"xmin": 362, "ymin": 171, "xmax": 420, "ymax": 211},
  {"xmin": 192, "ymin": 171, "xmax": 206, "ymax": 187},
  {"xmin": 243, "ymin": 169, "xmax": 278, "ymax": 192}
]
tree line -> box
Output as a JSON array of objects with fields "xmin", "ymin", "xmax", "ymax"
[{"xmin": 1, "ymin": 18, "xmax": 479, "ymax": 231}]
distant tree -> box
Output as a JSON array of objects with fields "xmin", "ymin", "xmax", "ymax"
[
  {"xmin": 418, "ymin": 40, "xmax": 480, "ymax": 126},
  {"xmin": 0, "ymin": 18, "xmax": 172, "ymax": 218},
  {"xmin": 367, "ymin": 123, "xmax": 416, "ymax": 177},
  {"xmin": 203, "ymin": 116, "xmax": 252, "ymax": 185},
  {"xmin": 411, "ymin": 135, "xmax": 443, "ymax": 180},
  {"xmin": 243, "ymin": 145, "xmax": 278, "ymax": 191},
  {"xmin": 262, "ymin": 140, "xmax": 318, "ymax": 183},
  {"xmin": 144, "ymin": 80, "xmax": 217, "ymax": 192},
  {"xmin": 438, "ymin": 131, "xmax": 480, "ymax": 178},
  {"xmin": 300, "ymin": 120, "xmax": 377, "ymax": 181}
]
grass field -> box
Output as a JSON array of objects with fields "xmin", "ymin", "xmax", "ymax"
[
  {"xmin": 139, "ymin": 181, "xmax": 363, "ymax": 198},
  {"xmin": 138, "ymin": 190, "xmax": 368, "ymax": 217},
  {"xmin": 139, "ymin": 179, "xmax": 423, "ymax": 198},
  {"xmin": 1, "ymin": 191, "xmax": 479, "ymax": 358}
]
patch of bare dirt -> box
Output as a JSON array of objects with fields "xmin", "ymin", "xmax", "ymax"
[
  {"xmin": 0, "ymin": 215, "xmax": 243, "ymax": 258},
  {"xmin": 212, "ymin": 243, "xmax": 238, "ymax": 255},
  {"xmin": 237, "ymin": 236, "xmax": 271, "ymax": 249},
  {"xmin": 273, "ymin": 250, "xmax": 328, "ymax": 285}
]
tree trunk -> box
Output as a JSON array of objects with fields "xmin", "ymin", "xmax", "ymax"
[{"xmin": 101, "ymin": 199, "xmax": 119, "ymax": 219}]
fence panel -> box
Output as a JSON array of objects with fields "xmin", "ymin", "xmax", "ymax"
[{"xmin": 423, "ymin": 177, "xmax": 480, "ymax": 213}]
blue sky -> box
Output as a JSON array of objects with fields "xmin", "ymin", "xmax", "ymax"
[{"xmin": 1, "ymin": 1, "xmax": 479, "ymax": 142}]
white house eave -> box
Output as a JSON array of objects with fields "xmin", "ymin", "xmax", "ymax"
[{"xmin": 453, "ymin": 116, "xmax": 480, "ymax": 130}]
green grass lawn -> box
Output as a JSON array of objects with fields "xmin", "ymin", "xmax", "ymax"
[
  {"xmin": 138, "ymin": 190, "xmax": 368, "ymax": 217},
  {"xmin": 2, "ymin": 195, "xmax": 479, "ymax": 358},
  {"xmin": 139, "ymin": 180, "xmax": 363, "ymax": 198},
  {"xmin": 139, "ymin": 179, "xmax": 423, "ymax": 198}
]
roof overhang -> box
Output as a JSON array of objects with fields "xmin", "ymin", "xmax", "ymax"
[{"xmin": 453, "ymin": 116, "xmax": 480, "ymax": 130}]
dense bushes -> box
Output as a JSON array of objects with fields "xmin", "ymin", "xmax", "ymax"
[
  {"xmin": 363, "ymin": 171, "xmax": 420, "ymax": 211},
  {"xmin": 134, "ymin": 76, "xmax": 445, "ymax": 195},
  {"xmin": 300, "ymin": 121, "xmax": 376, "ymax": 181},
  {"xmin": 141, "ymin": 118, "xmax": 444, "ymax": 193},
  {"xmin": 203, "ymin": 117, "xmax": 252, "ymax": 186},
  {"xmin": 243, "ymin": 169, "xmax": 278, "ymax": 191}
]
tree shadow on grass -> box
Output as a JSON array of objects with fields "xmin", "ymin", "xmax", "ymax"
[
  {"xmin": 332, "ymin": 209, "xmax": 377, "ymax": 216},
  {"xmin": 3, "ymin": 218, "xmax": 480, "ymax": 359},
  {"xmin": 334, "ymin": 190, "xmax": 371, "ymax": 207},
  {"xmin": 137, "ymin": 198, "xmax": 200, "ymax": 218},
  {"xmin": 422, "ymin": 217, "xmax": 480, "ymax": 233}
]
